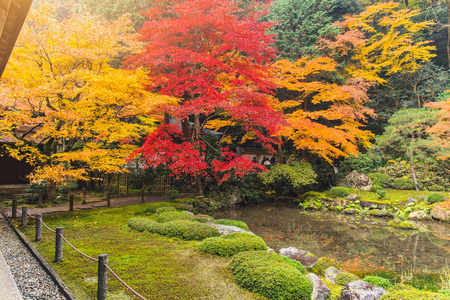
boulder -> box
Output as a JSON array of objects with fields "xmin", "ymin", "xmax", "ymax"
[
  {"xmin": 307, "ymin": 273, "xmax": 331, "ymax": 300},
  {"xmin": 344, "ymin": 208, "xmax": 356, "ymax": 214},
  {"xmin": 324, "ymin": 267, "xmax": 341, "ymax": 284},
  {"xmin": 323, "ymin": 198, "xmax": 347, "ymax": 209},
  {"xmin": 405, "ymin": 197, "xmax": 418, "ymax": 205},
  {"xmin": 339, "ymin": 171, "xmax": 373, "ymax": 191},
  {"xmin": 408, "ymin": 210, "xmax": 431, "ymax": 221},
  {"xmin": 279, "ymin": 247, "xmax": 318, "ymax": 267},
  {"xmin": 205, "ymin": 223, "xmax": 254, "ymax": 236},
  {"xmin": 346, "ymin": 194, "xmax": 360, "ymax": 201},
  {"xmin": 341, "ymin": 280, "xmax": 387, "ymax": 300},
  {"xmin": 431, "ymin": 205, "xmax": 450, "ymax": 223}
]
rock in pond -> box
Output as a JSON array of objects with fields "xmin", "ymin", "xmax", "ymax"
[
  {"xmin": 307, "ymin": 273, "xmax": 330, "ymax": 300},
  {"xmin": 369, "ymin": 209, "xmax": 394, "ymax": 218},
  {"xmin": 205, "ymin": 223, "xmax": 254, "ymax": 236},
  {"xmin": 344, "ymin": 208, "xmax": 356, "ymax": 214},
  {"xmin": 346, "ymin": 194, "xmax": 359, "ymax": 201},
  {"xmin": 279, "ymin": 247, "xmax": 318, "ymax": 267},
  {"xmin": 324, "ymin": 267, "xmax": 341, "ymax": 284},
  {"xmin": 360, "ymin": 201, "xmax": 387, "ymax": 210},
  {"xmin": 408, "ymin": 210, "xmax": 431, "ymax": 221},
  {"xmin": 431, "ymin": 205, "xmax": 450, "ymax": 223},
  {"xmin": 339, "ymin": 171, "xmax": 373, "ymax": 191},
  {"xmin": 341, "ymin": 280, "xmax": 387, "ymax": 300}
]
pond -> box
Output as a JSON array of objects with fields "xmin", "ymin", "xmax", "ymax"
[{"xmin": 211, "ymin": 201, "xmax": 450, "ymax": 281}]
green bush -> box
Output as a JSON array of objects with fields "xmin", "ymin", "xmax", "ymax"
[
  {"xmin": 157, "ymin": 211, "xmax": 197, "ymax": 223},
  {"xmin": 128, "ymin": 218, "xmax": 220, "ymax": 240},
  {"xmin": 363, "ymin": 275, "xmax": 393, "ymax": 289},
  {"xmin": 301, "ymin": 191, "xmax": 325, "ymax": 201},
  {"xmin": 370, "ymin": 184, "xmax": 383, "ymax": 193},
  {"xmin": 330, "ymin": 187, "xmax": 351, "ymax": 198},
  {"xmin": 335, "ymin": 272, "xmax": 359, "ymax": 286},
  {"xmin": 369, "ymin": 173, "xmax": 392, "ymax": 188},
  {"xmin": 430, "ymin": 184, "xmax": 445, "ymax": 191},
  {"xmin": 230, "ymin": 251, "xmax": 312, "ymax": 300},
  {"xmin": 428, "ymin": 193, "xmax": 446, "ymax": 204},
  {"xmin": 376, "ymin": 189, "xmax": 387, "ymax": 199},
  {"xmin": 392, "ymin": 178, "xmax": 415, "ymax": 190},
  {"xmin": 155, "ymin": 206, "xmax": 177, "ymax": 215},
  {"xmin": 212, "ymin": 219, "xmax": 249, "ymax": 231},
  {"xmin": 379, "ymin": 289, "xmax": 450, "ymax": 300},
  {"xmin": 308, "ymin": 257, "xmax": 342, "ymax": 276},
  {"xmin": 167, "ymin": 189, "xmax": 180, "ymax": 199},
  {"xmin": 200, "ymin": 233, "xmax": 266, "ymax": 257}
]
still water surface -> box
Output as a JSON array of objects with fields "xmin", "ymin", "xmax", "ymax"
[{"xmin": 211, "ymin": 201, "xmax": 450, "ymax": 274}]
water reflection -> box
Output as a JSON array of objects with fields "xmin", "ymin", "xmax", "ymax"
[{"xmin": 211, "ymin": 201, "xmax": 450, "ymax": 273}]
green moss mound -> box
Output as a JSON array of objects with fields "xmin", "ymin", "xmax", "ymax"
[
  {"xmin": 200, "ymin": 232, "xmax": 266, "ymax": 257},
  {"xmin": 155, "ymin": 206, "xmax": 177, "ymax": 215},
  {"xmin": 388, "ymin": 219, "xmax": 418, "ymax": 230},
  {"xmin": 330, "ymin": 187, "xmax": 351, "ymax": 198},
  {"xmin": 308, "ymin": 257, "xmax": 342, "ymax": 276},
  {"xmin": 335, "ymin": 272, "xmax": 359, "ymax": 286},
  {"xmin": 230, "ymin": 251, "xmax": 312, "ymax": 300},
  {"xmin": 128, "ymin": 218, "xmax": 220, "ymax": 240},
  {"xmin": 301, "ymin": 191, "xmax": 325, "ymax": 201},
  {"xmin": 212, "ymin": 219, "xmax": 249, "ymax": 231},
  {"xmin": 157, "ymin": 211, "xmax": 197, "ymax": 223},
  {"xmin": 363, "ymin": 275, "xmax": 393, "ymax": 289},
  {"xmin": 428, "ymin": 193, "xmax": 446, "ymax": 204},
  {"xmin": 380, "ymin": 289, "xmax": 450, "ymax": 300},
  {"xmin": 370, "ymin": 184, "xmax": 383, "ymax": 193}
]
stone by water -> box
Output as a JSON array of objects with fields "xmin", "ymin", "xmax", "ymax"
[{"xmin": 211, "ymin": 201, "xmax": 450, "ymax": 274}]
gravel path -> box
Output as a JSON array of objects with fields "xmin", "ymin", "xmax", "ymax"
[{"xmin": 0, "ymin": 219, "xmax": 67, "ymax": 300}]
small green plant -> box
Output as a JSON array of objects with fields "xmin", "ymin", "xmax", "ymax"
[
  {"xmin": 167, "ymin": 189, "xmax": 180, "ymax": 200},
  {"xmin": 370, "ymin": 184, "xmax": 383, "ymax": 193},
  {"xmin": 199, "ymin": 232, "xmax": 267, "ymax": 257},
  {"xmin": 330, "ymin": 187, "xmax": 351, "ymax": 198},
  {"xmin": 376, "ymin": 189, "xmax": 387, "ymax": 199},
  {"xmin": 363, "ymin": 275, "xmax": 393, "ymax": 289},
  {"xmin": 428, "ymin": 193, "xmax": 446, "ymax": 204},
  {"xmin": 335, "ymin": 272, "xmax": 359, "ymax": 286}
]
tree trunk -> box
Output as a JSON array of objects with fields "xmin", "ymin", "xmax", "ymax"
[
  {"xmin": 192, "ymin": 114, "xmax": 204, "ymax": 196},
  {"xmin": 104, "ymin": 174, "xmax": 111, "ymax": 207},
  {"xmin": 164, "ymin": 112, "xmax": 170, "ymax": 125},
  {"xmin": 408, "ymin": 150, "xmax": 419, "ymax": 191},
  {"xmin": 47, "ymin": 180, "xmax": 56, "ymax": 202},
  {"xmin": 448, "ymin": 0, "xmax": 450, "ymax": 69},
  {"xmin": 195, "ymin": 173, "xmax": 204, "ymax": 196},
  {"xmin": 181, "ymin": 118, "xmax": 191, "ymax": 140},
  {"xmin": 277, "ymin": 137, "xmax": 283, "ymax": 164}
]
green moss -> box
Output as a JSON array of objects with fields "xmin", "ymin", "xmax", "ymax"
[
  {"xmin": 301, "ymin": 191, "xmax": 325, "ymax": 201},
  {"xmin": 387, "ymin": 219, "xmax": 418, "ymax": 230},
  {"xmin": 308, "ymin": 257, "xmax": 342, "ymax": 276},
  {"xmin": 330, "ymin": 187, "xmax": 351, "ymax": 198},
  {"xmin": 230, "ymin": 251, "xmax": 313, "ymax": 300},
  {"xmin": 363, "ymin": 275, "xmax": 393, "ymax": 289},
  {"xmin": 155, "ymin": 206, "xmax": 177, "ymax": 215},
  {"xmin": 156, "ymin": 211, "xmax": 197, "ymax": 223},
  {"xmin": 380, "ymin": 289, "xmax": 450, "ymax": 299},
  {"xmin": 370, "ymin": 184, "xmax": 383, "ymax": 193},
  {"xmin": 335, "ymin": 272, "xmax": 359, "ymax": 286},
  {"xmin": 200, "ymin": 233, "xmax": 267, "ymax": 257},
  {"xmin": 428, "ymin": 193, "xmax": 446, "ymax": 204},
  {"xmin": 212, "ymin": 219, "xmax": 249, "ymax": 231}
]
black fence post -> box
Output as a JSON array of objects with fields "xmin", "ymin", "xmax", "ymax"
[
  {"xmin": 12, "ymin": 196, "xmax": 17, "ymax": 218},
  {"xmin": 55, "ymin": 227, "xmax": 63, "ymax": 262},
  {"xmin": 82, "ymin": 188, "xmax": 87, "ymax": 204},
  {"xmin": 38, "ymin": 191, "xmax": 43, "ymax": 207},
  {"xmin": 21, "ymin": 206, "xmax": 28, "ymax": 227},
  {"xmin": 69, "ymin": 195, "xmax": 74, "ymax": 212},
  {"xmin": 141, "ymin": 188, "xmax": 144, "ymax": 203},
  {"xmin": 35, "ymin": 214, "xmax": 42, "ymax": 242},
  {"xmin": 97, "ymin": 254, "xmax": 108, "ymax": 300}
]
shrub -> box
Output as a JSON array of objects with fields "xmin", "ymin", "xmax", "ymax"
[
  {"xmin": 370, "ymin": 184, "xmax": 383, "ymax": 193},
  {"xmin": 230, "ymin": 251, "xmax": 312, "ymax": 300},
  {"xmin": 335, "ymin": 272, "xmax": 359, "ymax": 286},
  {"xmin": 128, "ymin": 218, "xmax": 220, "ymax": 240},
  {"xmin": 369, "ymin": 173, "xmax": 392, "ymax": 188},
  {"xmin": 376, "ymin": 189, "xmax": 387, "ymax": 199},
  {"xmin": 301, "ymin": 191, "xmax": 325, "ymax": 201},
  {"xmin": 379, "ymin": 289, "xmax": 450, "ymax": 300},
  {"xmin": 167, "ymin": 189, "xmax": 180, "ymax": 199},
  {"xmin": 330, "ymin": 187, "xmax": 351, "ymax": 198},
  {"xmin": 155, "ymin": 206, "xmax": 177, "ymax": 215},
  {"xmin": 363, "ymin": 275, "xmax": 393, "ymax": 289},
  {"xmin": 428, "ymin": 193, "xmax": 446, "ymax": 204},
  {"xmin": 212, "ymin": 219, "xmax": 249, "ymax": 231},
  {"xmin": 392, "ymin": 178, "xmax": 415, "ymax": 190},
  {"xmin": 157, "ymin": 211, "xmax": 197, "ymax": 223},
  {"xmin": 200, "ymin": 233, "xmax": 266, "ymax": 257},
  {"xmin": 308, "ymin": 257, "xmax": 342, "ymax": 276},
  {"xmin": 430, "ymin": 184, "xmax": 445, "ymax": 191}
]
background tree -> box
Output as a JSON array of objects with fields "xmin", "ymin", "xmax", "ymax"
[{"xmin": 426, "ymin": 96, "xmax": 450, "ymax": 159}]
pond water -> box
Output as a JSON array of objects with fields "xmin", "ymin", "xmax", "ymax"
[{"xmin": 211, "ymin": 201, "xmax": 450, "ymax": 277}]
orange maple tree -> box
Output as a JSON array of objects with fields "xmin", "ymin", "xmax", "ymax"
[{"xmin": 426, "ymin": 99, "xmax": 450, "ymax": 159}]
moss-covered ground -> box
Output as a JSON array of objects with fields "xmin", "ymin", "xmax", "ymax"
[{"xmin": 17, "ymin": 202, "xmax": 266, "ymax": 300}]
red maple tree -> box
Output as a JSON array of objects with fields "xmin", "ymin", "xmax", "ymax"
[{"xmin": 126, "ymin": 0, "xmax": 282, "ymax": 194}]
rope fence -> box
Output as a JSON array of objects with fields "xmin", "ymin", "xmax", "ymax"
[{"xmin": 12, "ymin": 203, "xmax": 148, "ymax": 300}]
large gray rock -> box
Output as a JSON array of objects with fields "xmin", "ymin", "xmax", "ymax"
[
  {"xmin": 339, "ymin": 171, "xmax": 373, "ymax": 191},
  {"xmin": 431, "ymin": 205, "xmax": 450, "ymax": 223},
  {"xmin": 205, "ymin": 223, "xmax": 254, "ymax": 235},
  {"xmin": 408, "ymin": 210, "xmax": 431, "ymax": 221},
  {"xmin": 279, "ymin": 247, "xmax": 318, "ymax": 267},
  {"xmin": 324, "ymin": 267, "xmax": 341, "ymax": 284},
  {"xmin": 307, "ymin": 273, "xmax": 330, "ymax": 300},
  {"xmin": 341, "ymin": 280, "xmax": 387, "ymax": 300}
]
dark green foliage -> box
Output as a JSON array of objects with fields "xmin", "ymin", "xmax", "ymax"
[
  {"xmin": 157, "ymin": 211, "xmax": 197, "ymax": 223},
  {"xmin": 230, "ymin": 251, "xmax": 312, "ymax": 300},
  {"xmin": 330, "ymin": 187, "xmax": 351, "ymax": 198},
  {"xmin": 427, "ymin": 193, "xmax": 446, "ymax": 204},
  {"xmin": 429, "ymin": 184, "xmax": 445, "ymax": 191},
  {"xmin": 376, "ymin": 189, "xmax": 387, "ymax": 199},
  {"xmin": 370, "ymin": 184, "xmax": 383, "ymax": 193},
  {"xmin": 167, "ymin": 189, "xmax": 180, "ymax": 200},
  {"xmin": 308, "ymin": 257, "xmax": 342, "ymax": 276},
  {"xmin": 128, "ymin": 218, "xmax": 221, "ymax": 240},
  {"xmin": 363, "ymin": 275, "xmax": 393, "ymax": 289},
  {"xmin": 369, "ymin": 173, "xmax": 392, "ymax": 188},
  {"xmin": 155, "ymin": 206, "xmax": 177, "ymax": 215},
  {"xmin": 212, "ymin": 219, "xmax": 249, "ymax": 231},
  {"xmin": 339, "ymin": 153, "xmax": 383, "ymax": 176},
  {"xmin": 379, "ymin": 289, "xmax": 450, "ymax": 300},
  {"xmin": 301, "ymin": 191, "xmax": 325, "ymax": 201},
  {"xmin": 392, "ymin": 178, "xmax": 415, "ymax": 190},
  {"xmin": 335, "ymin": 272, "xmax": 359, "ymax": 286},
  {"xmin": 199, "ymin": 233, "xmax": 267, "ymax": 257}
]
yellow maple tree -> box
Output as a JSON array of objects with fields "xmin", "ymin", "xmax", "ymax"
[{"xmin": 0, "ymin": 3, "xmax": 175, "ymax": 196}]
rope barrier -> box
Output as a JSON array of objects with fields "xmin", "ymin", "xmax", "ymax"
[
  {"xmin": 59, "ymin": 234, "xmax": 98, "ymax": 262},
  {"xmin": 105, "ymin": 265, "xmax": 148, "ymax": 300},
  {"xmin": 40, "ymin": 219, "xmax": 56, "ymax": 233}
]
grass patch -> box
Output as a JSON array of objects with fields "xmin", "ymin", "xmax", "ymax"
[{"xmin": 17, "ymin": 202, "xmax": 264, "ymax": 300}]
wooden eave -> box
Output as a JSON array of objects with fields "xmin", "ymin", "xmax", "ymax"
[{"xmin": 0, "ymin": 0, "xmax": 33, "ymax": 78}]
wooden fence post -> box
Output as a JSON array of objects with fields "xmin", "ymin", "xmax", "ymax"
[
  {"xmin": 12, "ymin": 196, "xmax": 17, "ymax": 218},
  {"xmin": 141, "ymin": 188, "xmax": 144, "ymax": 203},
  {"xmin": 55, "ymin": 227, "xmax": 63, "ymax": 262},
  {"xmin": 21, "ymin": 206, "xmax": 27, "ymax": 227},
  {"xmin": 38, "ymin": 191, "xmax": 43, "ymax": 207},
  {"xmin": 35, "ymin": 214, "xmax": 42, "ymax": 242},
  {"xmin": 69, "ymin": 195, "xmax": 74, "ymax": 212},
  {"xmin": 82, "ymin": 188, "xmax": 87, "ymax": 204},
  {"xmin": 97, "ymin": 254, "xmax": 108, "ymax": 300}
]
